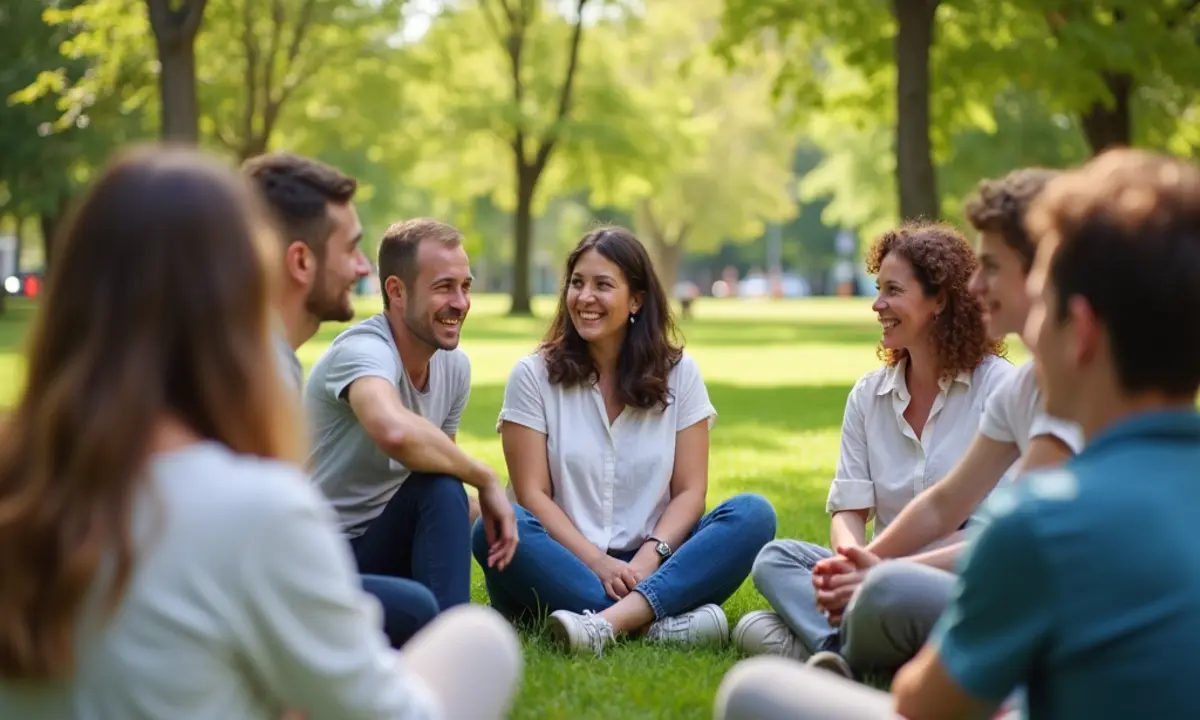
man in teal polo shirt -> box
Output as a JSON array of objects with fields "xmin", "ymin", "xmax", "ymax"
[{"xmin": 714, "ymin": 148, "xmax": 1200, "ymax": 720}]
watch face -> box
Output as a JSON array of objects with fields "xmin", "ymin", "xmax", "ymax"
[{"xmin": 656, "ymin": 541, "xmax": 670, "ymax": 557}]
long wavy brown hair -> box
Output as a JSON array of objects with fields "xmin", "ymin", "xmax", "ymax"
[
  {"xmin": 540, "ymin": 226, "xmax": 683, "ymax": 410},
  {"xmin": 865, "ymin": 222, "xmax": 1005, "ymax": 379},
  {"xmin": 0, "ymin": 145, "xmax": 303, "ymax": 681}
]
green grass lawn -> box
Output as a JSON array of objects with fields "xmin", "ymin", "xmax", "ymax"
[{"xmin": 0, "ymin": 294, "xmax": 1025, "ymax": 719}]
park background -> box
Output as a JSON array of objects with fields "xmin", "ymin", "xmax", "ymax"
[{"xmin": 0, "ymin": 0, "xmax": 1193, "ymax": 717}]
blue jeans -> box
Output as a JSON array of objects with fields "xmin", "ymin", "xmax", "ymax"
[
  {"xmin": 360, "ymin": 575, "xmax": 439, "ymax": 648},
  {"xmin": 472, "ymin": 493, "xmax": 777, "ymax": 620},
  {"xmin": 350, "ymin": 472, "xmax": 470, "ymax": 612}
]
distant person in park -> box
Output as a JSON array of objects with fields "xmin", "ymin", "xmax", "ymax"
[
  {"xmin": 741, "ymin": 169, "xmax": 1085, "ymax": 682},
  {"xmin": 474, "ymin": 226, "xmax": 777, "ymax": 655},
  {"xmin": 715, "ymin": 146, "xmax": 1200, "ymax": 720},
  {"xmin": 242, "ymin": 150, "xmax": 447, "ymax": 649},
  {"xmin": 0, "ymin": 145, "xmax": 522, "ymax": 720},
  {"xmin": 304, "ymin": 217, "xmax": 518, "ymax": 616},
  {"xmin": 736, "ymin": 222, "xmax": 1014, "ymax": 675}
]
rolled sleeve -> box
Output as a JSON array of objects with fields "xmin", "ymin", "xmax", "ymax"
[
  {"xmin": 323, "ymin": 335, "xmax": 399, "ymax": 403},
  {"xmin": 496, "ymin": 356, "xmax": 548, "ymax": 434},
  {"xmin": 978, "ymin": 374, "xmax": 1018, "ymax": 444},
  {"xmin": 1029, "ymin": 412, "xmax": 1085, "ymax": 454},
  {"xmin": 825, "ymin": 385, "xmax": 875, "ymax": 518},
  {"xmin": 674, "ymin": 354, "xmax": 717, "ymax": 431}
]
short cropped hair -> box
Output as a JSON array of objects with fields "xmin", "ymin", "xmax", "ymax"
[
  {"xmin": 1026, "ymin": 148, "xmax": 1200, "ymax": 398},
  {"xmin": 376, "ymin": 218, "xmax": 464, "ymax": 308},
  {"xmin": 963, "ymin": 168, "xmax": 1059, "ymax": 271},
  {"xmin": 240, "ymin": 151, "xmax": 356, "ymax": 256}
]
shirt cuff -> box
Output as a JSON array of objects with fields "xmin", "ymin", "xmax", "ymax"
[
  {"xmin": 826, "ymin": 478, "xmax": 875, "ymax": 516},
  {"xmin": 495, "ymin": 407, "xmax": 547, "ymax": 434}
]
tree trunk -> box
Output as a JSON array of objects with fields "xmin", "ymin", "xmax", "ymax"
[
  {"xmin": 650, "ymin": 235, "xmax": 682, "ymax": 300},
  {"xmin": 157, "ymin": 38, "xmax": 199, "ymax": 142},
  {"xmin": 892, "ymin": 0, "xmax": 940, "ymax": 222},
  {"xmin": 1080, "ymin": 71, "xmax": 1133, "ymax": 155},
  {"xmin": 39, "ymin": 196, "xmax": 68, "ymax": 272},
  {"xmin": 146, "ymin": 0, "xmax": 208, "ymax": 143},
  {"xmin": 509, "ymin": 167, "xmax": 536, "ymax": 316}
]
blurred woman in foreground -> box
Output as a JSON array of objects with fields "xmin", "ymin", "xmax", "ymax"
[{"xmin": 0, "ymin": 145, "xmax": 520, "ymax": 720}]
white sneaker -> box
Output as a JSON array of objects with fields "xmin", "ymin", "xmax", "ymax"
[
  {"xmin": 645, "ymin": 603, "xmax": 728, "ymax": 649},
  {"xmin": 547, "ymin": 609, "xmax": 616, "ymax": 656},
  {"xmin": 806, "ymin": 650, "xmax": 853, "ymax": 679},
  {"xmin": 732, "ymin": 610, "xmax": 808, "ymax": 661}
]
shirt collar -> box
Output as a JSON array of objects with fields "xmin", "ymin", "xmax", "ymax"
[
  {"xmin": 876, "ymin": 357, "xmax": 973, "ymax": 398},
  {"xmin": 1085, "ymin": 407, "xmax": 1200, "ymax": 453}
]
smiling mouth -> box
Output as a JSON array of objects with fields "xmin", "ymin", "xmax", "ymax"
[
  {"xmin": 436, "ymin": 316, "xmax": 461, "ymax": 328},
  {"xmin": 577, "ymin": 310, "xmax": 603, "ymax": 321},
  {"xmin": 880, "ymin": 319, "xmax": 899, "ymax": 330}
]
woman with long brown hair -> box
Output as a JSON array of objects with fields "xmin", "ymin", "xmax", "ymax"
[
  {"xmin": 0, "ymin": 145, "xmax": 520, "ymax": 720},
  {"xmin": 472, "ymin": 226, "xmax": 778, "ymax": 655}
]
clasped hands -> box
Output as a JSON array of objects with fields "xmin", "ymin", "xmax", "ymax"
[
  {"xmin": 812, "ymin": 545, "xmax": 881, "ymax": 626},
  {"xmin": 589, "ymin": 547, "xmax": 661, "ymax": 601}
]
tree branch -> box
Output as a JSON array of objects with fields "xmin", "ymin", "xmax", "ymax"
[
  {"xmin": 241, "ymin": 0, "xmax": 259, "ymax": 149},
  {"xmin": 531, "ymin": 0, "xmax": 590, "ymax": 176}
]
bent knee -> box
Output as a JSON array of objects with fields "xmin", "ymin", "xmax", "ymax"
[
  {"xmin": 726, "ymin": 493, "xmax": 779, "ymax": 543},
  {"xmin": 852, "ymin": 560, "xmax": 947, "ymax": 618}
]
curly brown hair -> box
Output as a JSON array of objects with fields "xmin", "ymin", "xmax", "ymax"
[
  {"xmin": 865, "ymin": 221, "xmax": 1004, "ymax": 379},
  {"xmin": 963, "ymin": 168, "xmax": 1059, "ymax": 272},
  {"xmin": 540, "ymin": 226, "xmax": 683, "ymax": 411}
]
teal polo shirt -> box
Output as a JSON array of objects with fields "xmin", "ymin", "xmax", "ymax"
[{"xmin": 929, "ymin": 408, "xmax": 1200, "ymax": 720}]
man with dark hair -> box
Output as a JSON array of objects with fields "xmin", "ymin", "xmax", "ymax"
[
  {"xmin": 736, "ymin": 168, "xmax": 1083, "ymax": 682},
  {"xmin": 716, "ymin": 148, "xmax": 1200, "ymax": 720},
  {"xmin": 305, "ymin": 218, "xmax": 518, "ymax": 616},
  {"xmin": 241, "ymin": 150, "xmax": 370, "ymax": 390}
]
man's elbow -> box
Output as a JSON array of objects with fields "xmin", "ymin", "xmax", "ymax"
[
  {"xmin": 891, "ymin": 661, "xmax": 922, "ymax": 718},
  {"xmin": 371, "ymin": 421, "xmax": 412, "ymax": 460}
]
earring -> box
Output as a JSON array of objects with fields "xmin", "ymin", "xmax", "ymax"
[{"xmin": 629, "ymin": 314, "xmax": 637, "ymax": 325}]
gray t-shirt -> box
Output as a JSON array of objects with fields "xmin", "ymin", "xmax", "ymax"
[
  {"xmin": 0, "ymin": 442, "xmax": 434, "ymax": 720},
  {"xmin": 275, "ymin": 332, "xmax": 304, "ymax": 394},
  {"xmin": 304, "ymin": 313, "xmax": 471, "ymax": 537}
]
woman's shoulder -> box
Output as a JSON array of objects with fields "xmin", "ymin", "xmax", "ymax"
[{"xmin": 972, "ymin": 352, "xmax": 1018, "ymax": 390}]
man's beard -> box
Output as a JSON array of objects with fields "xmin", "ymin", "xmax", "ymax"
[
  {"xmin": 306, "ymin": 277, "xmax": 354, "ymax": 323},
  {"xmin": 404, "ymin": 304, "xmax": 463, "ymax": 351}
]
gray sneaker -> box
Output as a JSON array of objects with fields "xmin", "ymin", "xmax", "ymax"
[
  {"xmin": 806, "ymin": 650, "xmax": 853, "ymax": 679},
  {"xmin": 645, "ymin": 604, "xmax": 729, "ymax": 648},
  {"xmin": 547, "ymin": 609, "xmax": 616, "ymax": 656},
  {"xmin": 732, "ymin": 610, "xmax": 808, "ymax": 661}
]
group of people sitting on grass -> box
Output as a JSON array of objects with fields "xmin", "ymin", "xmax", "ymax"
[{"xmin": 0, "ymin": 140, "xmax": 1197, "ymax": 720}]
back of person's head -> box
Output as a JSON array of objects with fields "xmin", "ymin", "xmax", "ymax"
[
  {"xmin": 541, "ymin": 225, "xmax": 682, "ymax": 410},
  {"xmin": 865, "ymin": 221, "xmax": 1003, "ymax": 379},
  {"xmin": 1026, "ymin": 148, "xmax": 1200, "ymax": 399},
  {"xmin": 964, "ymin": 168, "xmax": 1059, "ymax": 271},
  {"xmin": 240, "ymin": 150, "xmax": 356, "ymax": 255},
  {"xmin": 0, "ymin": 144, "xmax": 303, "ymax": 681}
]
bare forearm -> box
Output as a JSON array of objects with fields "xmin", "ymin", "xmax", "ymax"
[
  {"xmin": 905, "ymin": 539, "xmax": 965, "ymax": 572},
  {"xmin": 648, "ymin": 489, "xmax": 705, "ymax": 551},
  {"xmin": 830, "ymin": 511, "xmax": 868, "ymax": 549},
  {"xmin": 387, "ymin": 425, "xmax": 493, "ymax": 490},
  {"xmin": 867, "ymin": 492, "xmax": 950, "ymax": 560},
  {"xmin": 521, "ymin": 491, "xmax": 606, "ymax": 566}
]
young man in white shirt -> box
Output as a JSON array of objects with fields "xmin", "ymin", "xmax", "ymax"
[
  {"xmin": 304, "ymin": 218, "xmax": 518, "ymax": 616},
  {"xmin": 736, "ymin": 169, "xmax": 1083, "ymax": 681}
]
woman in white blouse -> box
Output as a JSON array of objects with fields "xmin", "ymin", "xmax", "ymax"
[
  {"xmin": 734, "ymin": 222, "xmax": 1013, "ymax": 676},
  {"xmin": 0, "ymin": 146, "xmax": 520, "ymax": 720},
  {"xmin": 472, "ymin": 226, "xmax": 778, "ymax": 656}
]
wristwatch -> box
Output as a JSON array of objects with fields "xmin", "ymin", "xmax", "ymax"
[{"xmin": 646, "ymin": 536, "xmax": 672, "ymax": 561}]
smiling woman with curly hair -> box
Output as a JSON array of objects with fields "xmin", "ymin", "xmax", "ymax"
[{"xmin": 733, "ymin": 220, "xmax": 1015, "ymax": 679}]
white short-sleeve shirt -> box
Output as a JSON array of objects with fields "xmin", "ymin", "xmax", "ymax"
[
  {"xmin": 826, "ymin": 354, "xmax": 1015, "ymax": 540},
  {"xmin": 979, "ymin": 359, "xmax": 1084, "ymax": 455},
  {"xmin": 498, "ymin": 351, "xmax": 717, "ymax": 553}
]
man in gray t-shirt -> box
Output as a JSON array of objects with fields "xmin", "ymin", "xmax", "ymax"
[{"xmin": 303, "ymin": 218, "xmax": 517, "ymax": 612}]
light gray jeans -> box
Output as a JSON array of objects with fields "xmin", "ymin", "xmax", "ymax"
[
  {"xmin": 714, "ymin": 657, "xmax": 1023, "ymax": 720},
  {"xmin": 751, "ymin": 540, "xmax": 955, "ymax": 675}
]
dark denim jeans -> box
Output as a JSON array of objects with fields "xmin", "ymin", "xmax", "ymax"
[
  {"xmin": 471, "ymin": 492, "xmax": 777, "ymax": 620},
  {"xmin": 350, "ymin": 472, "xmax": 471, "ymax": 612},
  {"xmin": 360, "ymin": 575, "xmax": 438, "ymax": 648}
]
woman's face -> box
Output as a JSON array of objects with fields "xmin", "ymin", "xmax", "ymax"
[
  {"xmin": 871, "ymin": 251, "xmax": 942, "ymax": 353},
  {"xmin": 566, "ymin": 249, "xmax": 641, "ymax": 344}
]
